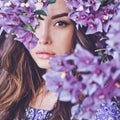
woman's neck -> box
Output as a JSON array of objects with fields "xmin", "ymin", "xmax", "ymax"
[{"xmin": 29, "ymin": 83, "xmax": 58, "ymax": 110}]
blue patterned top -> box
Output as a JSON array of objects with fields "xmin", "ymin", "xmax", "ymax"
[
  {"xmin": 25, "ymin": 106, "xmax": 52, "ymax": 120},
  {"xmin": 96, "ymin": 101, "xmax": 120, "ymax": 120}
]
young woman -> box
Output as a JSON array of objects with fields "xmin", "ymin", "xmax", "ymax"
[{"xmin": 0, "ymin": 0, "xmax": 94, "ymax": 119}]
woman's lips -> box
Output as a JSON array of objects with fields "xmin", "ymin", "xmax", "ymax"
[{"xmin": 36, "ymin": 51, "xmax": 55, "ymax": 59}]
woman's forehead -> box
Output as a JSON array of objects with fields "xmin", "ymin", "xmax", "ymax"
[{"xmin": 47, "ymin": 0, "xmax": 69, "ymax": 16}]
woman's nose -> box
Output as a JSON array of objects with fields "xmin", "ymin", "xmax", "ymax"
[
  {"xmin": 39, "ymin": 37, "xmax": 51, "ymax": 44},
  {"xmin": 36, "ymin": 26, "xmax": 52, "ymax": 45}
]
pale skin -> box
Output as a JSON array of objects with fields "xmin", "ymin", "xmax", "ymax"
[{"xmin": 29, "ymin": 0, "xmax": 74, "ymax": 110}]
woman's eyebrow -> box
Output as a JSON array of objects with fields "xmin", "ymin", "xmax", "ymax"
[{"xmin": 51, "ymin": 13, "xmax": 68, "ymax": 19}]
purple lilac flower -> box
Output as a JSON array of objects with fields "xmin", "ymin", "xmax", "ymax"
[
  {"xmin": 43, "ymin": 44, "xmax": 98, "ymax": 103},
  {"xmin": 71, "ymin": 98, "xmax": 98, "ymax": 120},
  {"xmin": 43, "ymin": 70, "xmax": 64, "ymax": 95},
  {"xmin": 49, "ymin": 54, "xmax": 75, "ymax": 72},
  {"xmin": 80, "ymin": 59, "xmax": 120, "ymax": 114},
  {"xmin": 43, "ymin": 67, "xmax": 83, "ymax": 103},
  {"xmin": 41, "ymin": 0, "xmax": 53, "ymax": 11},
  {"xmin": 71, "ymin": 100, "xmax": 120, "ymax": 120},
  {"xmin": 27, "ymin": 0, "xmax": 38, "ymax": 5},
  {"xmin": 65, "ymin": 0, "xmax": 118, "ymax": 34},
  {"xmin": 35, "ymin": 0, "xmax": 56, "ymax": 12},
  {"xmin": 43, "ymin": 42, "xmax": 120, "ymax": 119},
  {"xmin": 52, "ymin": 44, "xmax": 120, "ymax": 100},
  {"xmin": 106, "ymin": 8, "xmax": 120, "ymax": 55},
  {"xmin": 0, "ymin": 1, "xmax": 39, "ymax": 50},
  {"xmin": 14, "ymin": 27, "xmax": 38, "ymax": 49},
  {"xmin": 0, "ymin": 0, "xmax": 57, "ymax": 50},
  {"xmin": 0, "ymin": 1, "xmax": 4, "ymax": 8}
]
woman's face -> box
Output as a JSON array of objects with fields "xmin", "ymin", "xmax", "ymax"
[{"xmin": 30, "ymin": 0, "xmax": 74, "ymax": 69}]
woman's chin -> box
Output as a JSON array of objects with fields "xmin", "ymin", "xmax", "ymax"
[{"xmin": 36, "ymin": 60, "xmax": 51, "ymax": 70}]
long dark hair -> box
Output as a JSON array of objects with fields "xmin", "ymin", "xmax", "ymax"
[
  {"xmin": 0, "ymin": 31, "xmax": 6, "ymax": 70},
  {"xmin": 0, "ymin": 33, "xmax": 45, "ymax": 119}
]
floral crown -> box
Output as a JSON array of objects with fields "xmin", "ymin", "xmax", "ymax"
[{"xmin": 0, "ymin": 0, "xmax": 119, "ymax": 50}]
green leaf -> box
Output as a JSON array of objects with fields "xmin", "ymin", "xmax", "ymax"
[
  {"xmin": 98, "ymin": 51, "xmax": 104, "ymax": 56},
  {"xmin": 22, "ymin": 12, "xmax": 27, "ymax": 16},
  {"xmin": 34, "ymin": 10, "xmax": 47, "ymax": 16},
  {"xmin": 24, "ymin": 24, "xmax": 35, "ymax": 32},
  {"xmin": 49, "ymin": 0, "xmax": 56, "ymax": 4}
]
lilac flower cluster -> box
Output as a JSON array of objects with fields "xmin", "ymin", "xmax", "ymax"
[
  {"xmin": 43, "ymin": 4, "xmax": 120, "ymax": 119},
  {"xmin": 0, "ymin": 0, "xmax": 55, "ymax": 49},
  {"xmin": 65, "ymin": 0, "xmax": 118, "ymax": 34},
  {"xmin": 0, "ymin": 0, "xmax": 39, "ymax": 49},
  {"xmin": 43, "ymin": 42, "xmax": 120, "ymax": 119},
  {"xmin": 42, "ymin": 1, "xmax": 120, "ymax": 119},
  {"xmin": 106, "ymin": 5, "xmax": 120, "ymax": 59}
]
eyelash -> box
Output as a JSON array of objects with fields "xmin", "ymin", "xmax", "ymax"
[{"xmin": 55, "ymin": 21, "xmax": 69, "ymax": 27}]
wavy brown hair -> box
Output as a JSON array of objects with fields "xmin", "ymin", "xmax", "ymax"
[
  {"xmin": 0, "ymin": 26, "xmax": 94, "ymax": 120},
  {"xmin": 0, "ymin": 33, "xmax": 45, "ymax": 119}
]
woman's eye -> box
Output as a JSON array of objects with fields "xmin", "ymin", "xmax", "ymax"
[{"xmin": 55, "ymin": 21, "xmax": 69, "ymax": 27}]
